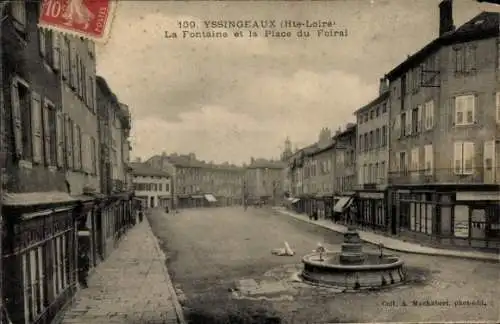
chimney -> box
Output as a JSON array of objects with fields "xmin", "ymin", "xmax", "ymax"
[
  {"xmin": 439, "ymin": 0, "xmax": 455, "ymax": 36},
  {"xmin": 379, "ymin": 77, "xmax": 388, "ymax": 95}
]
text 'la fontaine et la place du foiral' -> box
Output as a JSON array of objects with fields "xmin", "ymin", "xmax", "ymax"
[{"xmin": 164, "ymin": 19, "xmax": 349, "ymax": 39}]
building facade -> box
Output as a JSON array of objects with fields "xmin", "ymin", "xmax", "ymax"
[
  {"xmin": 1, "ymin": 2, "xmax": 80, "ymax": 323},
  {"xmin": 354, "ymin": 79, "xmax": 390, "ymax": 232},
  {"xmin": 331, "ymin": 124, "xmax": 357, "ymax": 218},
  {"xmin": 386, "ymin": 1, "xmax": 500, "ymax": 250},
  {"xmin": 146, "ymin": 153, "xmax": 244, "ymax": 208},
  {"xmin": 130, "ymin": 163, "xmax": 171, "ymax": 209},
  {"xmin": 244, "ymin": 159, "xmax": 285, "ymax": 205},
  {"xmin": 95, "ymin": 76, "xmax": 134, "ymax": 260}
]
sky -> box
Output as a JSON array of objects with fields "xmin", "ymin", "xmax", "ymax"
[{"xmin": 96, "ymin": 0, "xmax": 495, "ymax": 165}]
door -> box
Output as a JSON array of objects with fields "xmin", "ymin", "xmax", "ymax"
[{"xmin": 391, "ymin": 205, "xmax": 397, "ymax": 235}]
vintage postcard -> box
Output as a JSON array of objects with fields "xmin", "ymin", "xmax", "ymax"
[{"xmin": 0, "ymin": 0, "xmax": 499, "ymax": 324}]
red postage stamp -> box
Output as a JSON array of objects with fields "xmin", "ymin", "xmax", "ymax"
[{"xmin": 38, "ymin": 0, "xmax": 117, "ymax": 42}]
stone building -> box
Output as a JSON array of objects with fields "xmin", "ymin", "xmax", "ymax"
[
  {"xmin": 0, "ymin": 2, "xmax": 79, "ymax": 323},
  {"xmin": 386, "ymin": 0, "xmax": 500, "ymax": 250},
  {"xmin": 95, "ymin": 76, "xmax": 134, "ymax": 259},
  {"xmin": 244, "ymin": 158, "xmax": 286, "ymax": 205},
  {"xmin": 130, "ymin": 162, "xmax": 172, "ymax": 209},
  {"xmin": 354, "ymin": 78, "xmax": 390, "ymax": 231},
  {"xmin": 331, "ymin": 123, "xmax": 357, "ymax": 217}
]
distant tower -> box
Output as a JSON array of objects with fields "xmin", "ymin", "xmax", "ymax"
[{"xmin": 281, "ymin": 137, "xmax": 293, "ymax": 161}]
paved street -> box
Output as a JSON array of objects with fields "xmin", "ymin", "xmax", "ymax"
[
  {"xmin": 149, "ymin": 206, "xmax": 499, "ymax": 324},
  {"xmin": 59, "ymin": 220, "xmax": 183, "ymax": 324}
]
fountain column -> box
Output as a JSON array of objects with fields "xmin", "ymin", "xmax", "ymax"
[{"xmin": 339, "ymin": 226, "xmax": 365, "ymax": 264}]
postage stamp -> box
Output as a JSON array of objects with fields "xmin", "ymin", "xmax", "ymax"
[{"xmin": 38, "ymin": 0, "xmax": 117, "ymax": 42}]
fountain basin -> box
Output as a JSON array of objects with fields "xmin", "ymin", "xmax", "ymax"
[{"xmin": 301, "ymin": 252, "xmax": 406, "ymax": 290}]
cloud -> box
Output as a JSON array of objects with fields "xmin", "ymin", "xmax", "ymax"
[{"xmin": 96, "ymin": 1, "xmax": 484, "ymax": 163}]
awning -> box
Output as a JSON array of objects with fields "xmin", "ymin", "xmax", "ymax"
[
  {"xmin": 291, "ymin": 198, "xmax": 300, "ymax": 204},
  {"xmin": 2, "ymin": 191, "xmax": 78, "ymax": 207},
  {"xmin": 204, "ymin": 194, "xmax": 217, "ymax": 202},
  {"xmin": 333, "ymin": 196, "xmax": 354, "ymax": 213}
]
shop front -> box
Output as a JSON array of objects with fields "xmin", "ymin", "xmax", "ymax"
[
  {"xmin": 332, "ymin": 192, "xmax": 355, "ymax": 222},
  {"xmin": 391, "ymin": 185, "xmax": 500, "ymax": 251},
  {"xmin": 356, "ymin": 190, "xmax": 388, "ymax": 232}
]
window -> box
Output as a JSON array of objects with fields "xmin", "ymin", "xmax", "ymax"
[
  {"xmin": 10, "ymin": 1, "xmax": 26, "ymax": 30},
  {"xmin": 370, "ymin": 109, "xmax": 374, "ymax": 120},
  {"xmin": 369, "ymin": 131, "xmax": 374, "ymax": 149},
  {"xmin": 70, "ymin": 42, "xmax": 78, "ymax": 89},
  {"xmin": 359, "ymin": 135, "xmax": 363, "ymax": 151},
  {"xmin": 65, "ymin": 116, "xmax": 74, "ymax": 169},
  {"xmin": 411, "ymin": 147, "xmax": 419, "ymax": 172},
  {"xmin": 454, "ymin": 141, "xmax": 475, "ymax": 175},
  {"xmin": 380, "ymin": 161, "xmax": 385, "ymax": 181},
  {"xmin": 363, "ymin": 164, "xmax": 368, "ymax": 183},
  {"xmin": 455, "ymin": 95, "xmax": 475, "ymax": 125},
  {"xmin": 42, "ymin": 99, "xmax": 57, "ymax": 166},
  {"xmin": 424, "ymin": 145, "xmax": 433, "ymax": 175},
  {"xmin": 400, "ymin": 112, "xmax": 406, "ymax": 137},
  {"xmin": 496, "ymin": 92, "xmax": 500, "ymax": 124},
  {"xmin": 455, "ymin": 46, "xmax": 476, "ymax": 73},
  {"xmin": 394, "ymin": 115, "xmax": 401, "ymax": 139},
  {"xmin": 376, "ymin": 107, "xmax": 380, "ymax": 117},
  {"xmin": 364, "ymin": 133, "xmax": 368, "ymax": 151},
  {"xmin": 12, "ymin": 78, "xmax": 32, "ymax": 161},
  {"xmin": 399, "ymin": 151, "xmax": 407, "ymax": 174},
  {"xmin": 382, "ymin": 103, "xmax": 387, "ymax": 113},
  {"xmin": 381, "ymin": 126, "xmax": 387, "ymax": 146},
  {"xmin": 374, "ymin": 163, "xmax": 378, "ymax": 183},
  {"xmin": 74, "ymin": 124, "xmax": 82, "ymax": 170},
  {"xmin": 52, "ymin": 32, "xmax": 60, "ymax": 71},
  {"xmin": 412, "ymin": 106, "xmax": 420, "ymax": 134},
  {"xmin": 364, "ymin": 114, "xmax": 368, "ymax": 123},
  {"xmin": 424, "ymin": 100, "xmax": 434, "ymax": 130},
  {"xmin": 375, "ymin": 128, "xmax": 380, "ymax": 148}
]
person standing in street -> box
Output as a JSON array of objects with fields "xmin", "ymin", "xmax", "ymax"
[{"xmin": 77, "ymin": 248, "xmax": 90, "ymax": 288}]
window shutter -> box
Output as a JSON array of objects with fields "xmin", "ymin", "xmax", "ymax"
[
  {"xmin": 62, "ymin": 38, "xmax": 70, "ymax": 80},
  {"xmin": 56, "ymin": 111, "xmax": 64, "ymax": 168},
  {"xmin": 70, "ymin": 46, "xmax": 77, "ymax": 88},
  {"xmin": 404, "ymin": 152, "xmax": 408, "ymax": 173},
  {"xmin": 424, "ymin": 144, "xmax": 433, "ymax": 175},
  {"xmin": 38, "ymin": 28, "xmax": 46, "ymax": 57},
  {"xmin": 454, "ymin": 142, "xmax": 462, "ymax": 174},
  {"xmin": 394, "ymin": 115, "xmax": 401, "ymax": 139},
  {"xmin": 496, "ymin": 92, "xmax": 500, "ymax": 124},
  {"xmin": 406, "ymin": 111, "xmax": 412, "ymax": 135},
  {"xmin": 52, "ymin": 32, "xmax": 60, "ymax": 71},
  {"xmin": 428, "ymin": 101, "xmax": 434, "ymax": 130},
  {"xmin": 466, "ymin": 95, "xmax": 475, "ymax": 124},
  {"xmin": 483, "ymin": 140, "xmax": 494, "ymax": 171},
  {"xmin": 42, "ymin": 101, "xmax": 52, "ymax": 166},
  {"xmin": 65, "ymin": 116, "xmax": 74, "ymax": 169},
  {"xmin": 455, "ymin": 97, "xmax": 463, "ymax": 125},
  {"xmin": 11, "ymin": 81, "xmax": 23, "ymax": 157},
  {"xmin": 463, "ymin": 141, "xmax": 475, "ymax": 174},
  {"xmin": 31, "ymin": 92, "xmax": 43, "ymax": 164}
]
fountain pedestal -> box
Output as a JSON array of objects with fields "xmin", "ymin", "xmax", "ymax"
[{"xmin": 339, "ymin": 226, "xmax": 365, "ymax": 264}]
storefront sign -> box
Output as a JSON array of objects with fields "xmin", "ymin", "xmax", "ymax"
[
  {"xmin": 359, "ymin": 192, "xmax": 384, "ymax": 199},
  {"xmin": 456, "ymin": 192, "xmax": 499, "ymax": 201}
]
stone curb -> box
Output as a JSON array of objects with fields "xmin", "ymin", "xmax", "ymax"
[
  {"xmin": 145, "ymin": 217, "xmax": 188, "ymax": 324},
  {"xmin": 274, "ymin": 209, "xmax": 499, "ymax": 263}
]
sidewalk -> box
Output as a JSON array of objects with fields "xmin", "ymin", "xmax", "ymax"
[
  {"xmin": 59, "ymin": 219, "xmax": 186, "ymax": 324},
  {"xmin": 273, "ymin": 207, "xmax": 499, "ymax": 262}
]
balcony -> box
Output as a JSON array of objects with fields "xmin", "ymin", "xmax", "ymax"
[{"xmin": 388, "ymin": 167, "xmax": 500, "ymax": 186}]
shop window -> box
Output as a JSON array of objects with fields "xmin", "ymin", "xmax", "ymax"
[
  {"xmin": 471, "ymin": 209, "xmax": 486, "ymax": 239},
  {"xmin": 453, "ymin": 205, "xmax": 469, "ymax": 238}
]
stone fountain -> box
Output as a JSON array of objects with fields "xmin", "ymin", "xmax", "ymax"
[{"xmin": 301, "ymin": 226, "xmax": 406, "ymax": 290}]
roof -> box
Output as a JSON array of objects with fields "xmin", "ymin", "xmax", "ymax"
[
  {"xmin": 130, "ymin": 162, "xmax": 170, "ymax": 177},
  {"xmin": 353, "ymin": 91, "xmax": 390, "ymax": 115},
  {"xmin": 385, "ymin": 11, "xmax": 499, "ymax": 81},
  {"xmin": 2, "ymin": 191, "xmax": 78, "ymax": 207},
  {"xmin": 247, "ymin": 160, "xmax": 286, "ymax": 169},
  {"xmin": 147, "ymin": 154, "xmax": 244, "ymax": 171}
]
